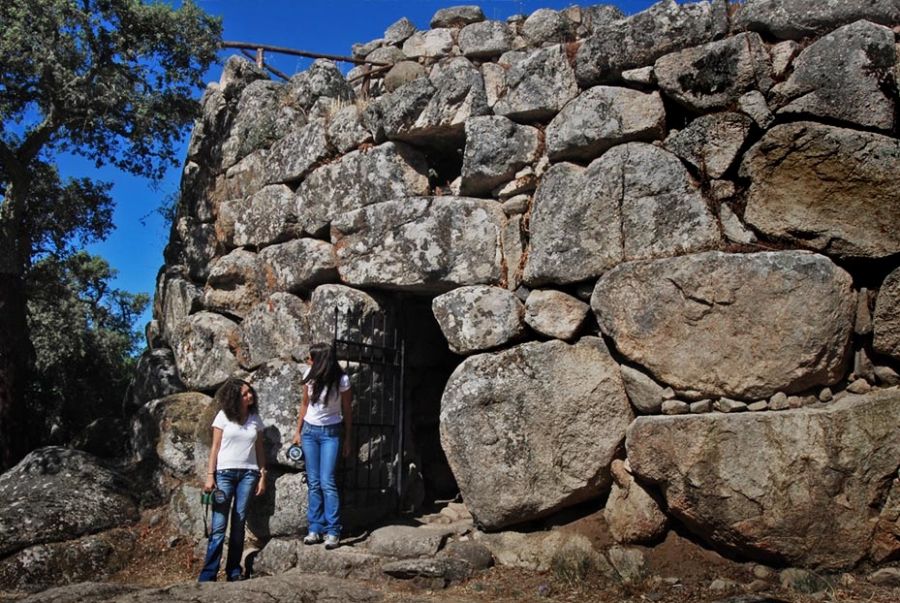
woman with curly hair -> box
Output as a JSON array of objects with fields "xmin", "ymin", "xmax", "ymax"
[
  {"xmin": 198, "ymin": 378, "xmax": 267, "ymax": 582},
  {"xmin": 292, "ymin": 342, "xmax": 352, "ymax": 550}
]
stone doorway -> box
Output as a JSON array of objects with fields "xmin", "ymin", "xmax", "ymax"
[{"xmin": 394, "ymin": 295, "xmax": 462, "ymax": 509}]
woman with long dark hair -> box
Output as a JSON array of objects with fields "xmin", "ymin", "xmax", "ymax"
[
  {"xmin": 292, "ymin": 342, "xmax": 352, "ymax": 550},
  {"xmin": 199, "ymin": 378, "xmax": 267, "ymax": 581}
]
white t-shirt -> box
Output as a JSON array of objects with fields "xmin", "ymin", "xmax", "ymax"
[
  {"xmin": 304, "ymin": 372, "xmax": 351, "ymax": 426},
  {"xmin": 212, "ymin": 410, "xmax": 265, "ymax": 470}
]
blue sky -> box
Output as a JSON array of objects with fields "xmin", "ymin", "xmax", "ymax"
[{"xmin": 61, "ymin": 0, "xmax": 663, "ymax": 332}]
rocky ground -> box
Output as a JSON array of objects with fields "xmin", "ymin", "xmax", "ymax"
[{"xmin": 4, "ymin": 503, "xmax": 899, "ymax": 602}]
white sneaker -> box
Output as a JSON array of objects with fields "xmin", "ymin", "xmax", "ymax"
[
  {"xmin": 303, "ymin": 532, "xmax": 322, "ymax": 545},
  {"xmin": 324, "ymin": 534, "xmax": 340, "ymax": 550}
]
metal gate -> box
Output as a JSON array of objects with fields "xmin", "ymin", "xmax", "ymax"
[{"xmin": 332, "ymin": 306, "xmax": 405, "ymax": 518}]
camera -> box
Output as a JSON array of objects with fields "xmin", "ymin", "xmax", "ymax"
[
  {"xmin": 287, "ymin": 444, "xmax": 304, "ymax": 463},
  {"xmin": 201, "ymin": 489, "xmax": 227, "ymax": 505}
]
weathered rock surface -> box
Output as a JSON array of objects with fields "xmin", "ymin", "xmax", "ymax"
[
  {"xmin": 264, "ymin": 119, "xmax": 333, "ymax": 185},
  {"xmin": 384, "ymin": 17, "xmax": 416, "ymax": 45},
  {"xmin": 460, "ymin": 116, "xmax": 541, "ymax": 195},
  {"xmin": 166, "ymin": 218, "xmax": 217, "ymax": 282},
  {"xmin": 203, "ymin": 249, "xmax": 264, "ymax": 318},
  {"xmin": 734, "ymin": 0, "xmax": 900, "ymax": 40},
  {"xmin": 287, "ymin": 59, "xmax": 354, "ymax": 112},
  {"xmin": 367, "ymin": 525, "xmax": 447, "ymax": 558},
  {"xmin": 0, "ymin": 529, "xmax": 136, "ymax": 593},
  {"xmin": 258, "ymin": 238, "xmax": 338, "ymax": 294},
  {"xmin": 523, "ymin": 289, "xmax": 589, "ymax": 340},
  {"xmin": 123, "ymin": 348, "xmax": 185, "ymax": 411},
  {"xmin": 432, "ymin": 286, "xmax": 525, "ymax": 354},
  {"xmin": 157, "ymin": 268, "xmax": 203, "ymax": 345},
  {"xmin": 458, "ymin": 20, "xmax": 513, "ymax": 59},
  {"xmin": 605, "ymin": 460, "xmax": 668, "ymax": 545},
  {"xmin": 326, "ymin": 105, "xmax": 372, "ymax": 153},
  {"xmin": 524, "ymin": 143, "xmax": 719, "ymax": 286},
  {"xmin": 383, "ymin": 61, "xmax": 427, "ymax": 93},
  {"xmin": 248, "ymin": 469, "xmax": 309, "ymax": 537},
  {"xmin": 874, "ymin": 268, "xmax": 900, "ymax": 361},
  {"xmin": 431, "ymin": 6, "xmax": 485, "ymax": 29},
  {"xmin": 742, "ymin": 122, "xmax": 900, "ymax": 259},
  {"xmin": 619, "ymin": 364, "xmax": 667, "ymax": 415},
  {"xmin": 440, "ymin": 338, "xmax": 633, "ymax": 529},
  {"xmin": 402, "ymin": 29, "xmax": 454, "ymax": 59},
  {"xmin": 296, "ymin": 142, "xmax": 430, "ymax": 234},
  {"xmin": 237, "ymin": 293, "xmax": 310, "ymax": 370},
  {"xmin": 230, "ymin": 185, "xmax": 300, "ymax": 248},
  {"xmin": 0, "ymin": 448, "xmax": 138, "ymax": 557},
  {"xmin": 332, "ymin": 197, "xmax": 505, "ymax": 293},
  {"xmin": 771, "ymin": 20, "xmax": 897, "ymax": 132},
  {"xmin": 655, "ymin": 32, "xmax": 772, "ymax": 112},
  {"xmin": 247, "ymin": 359, "xmax": 307, "ymax": 466},
  {"xmin": 593, "ymin": 251, "xmax": 855, "ymax": 399},
  {"xmin": 575, "ymin": 0, "xmax": 729, "ymax": 86},
  {"xmin": 627, "ymin": 388, "xmax": 900, "ymax": 569},
  {"xmin": 546, "ymin": 86, "xmax": 666, "ymax": 161},
  {"xmin": 664, "ymin": 113, "xmax": 753, "ymax": 179},
  {"xmin": 134, "ymin": 392, "xmax": 213, "ymax": 475},
  {"xmin": 523, "ymin": 9, "xmax": 575, "ymax": 45},
  {"xmin": 476, "ymin": 530, "xmax": 612, "ymax": 575},
  {"xmin": 494, "ymin": 45, "xmax": 579, "ymax": 121},
  {"xmin": 220, "ymin": 80, "xmax": 302, "ymax": 171},
  {"xmin": 171, "ymin": 312, "xmax": 241, "ymax": 390}
]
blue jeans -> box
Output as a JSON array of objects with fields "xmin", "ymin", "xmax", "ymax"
[
  {"xmin": 301, "ymin": 422, "xmax": 342, "ymax": 536},
  {"xmin": 198, "ymin": 468, "xmax": 259, "ymax": 582}
]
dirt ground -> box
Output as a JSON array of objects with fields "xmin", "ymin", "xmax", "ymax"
[{"xmin": 98, "ymin": 508, "xmax": 900, "ymax": 603}]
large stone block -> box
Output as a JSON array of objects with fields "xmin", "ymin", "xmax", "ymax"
[
  {"xmin": 494, "ymin": 45, "xmax": 579, "ymax": 121},
  {"xmin": 220, "ymin": 79, "xmax": 302, "ymax": 171},
  {"xmin": 203, "ymin": 248, "xmax": 265, "ymax": 318},
  {"xmin": 626, "ymin": 388, "xmax": 900, "ymax": 569},
  {"xmin": 308, "ymin": 284, "xmax": 386, "ymax": 344},
  {"xmin": 123, "ymin": 348, "xmax": 185, "ymax": 412},
  {"xmin": 741, "ymin": 122, "xmax": 900, "ymax": 259},
  {"xmin": 237, "ymin": 293, "xmax": 310, "ymax": 370},
  {"xmin": 171, "ymin": 312, "xmax": 241, "ymax": 390},
  {"xmin": 440, "ymin": 338, "xmax": 633, "ymax": 529},
  {"xmin": 592, "ymin": 251, "xmax": 855, "ymax": 399},
  {"xmin": 524, "ymin": 143, "xmax": 719, "ymax": 286},
  {"xmin": 874, "ymin": 268, "xmax": 900, "ymax": 362},
  {"xmin": 249, "ymin": 359, "xmax": 309, "ymax": 466},
  {"xmin": 332, "ymin": 197, "xmax": 506, "ymax": 293},
  {"xmin": 575, "ymin": 0, "xmax": 729, "ymax": 86},
  {"xmin": 264, "ymin": 119, "xmax": 334, "ymax": 184},
  {"xmin": 546, "ymin": 86, "xmax": 666, "ymax": 162},
  {"xmin": 734, "ymin": 0, "xmax": 900, "ymax": 40},
  {"xmin": 230, "ymin": 185, "xmax": 301, "ymax": 248},
  {"xmin": 432, "ymin": 286, "xmax": 526, "ymax": 354},
  {"xmin": 664, "ymin": 112, "xmax": 753, "ymax": 179},
  {"xmin": 460, "ymin": 116, "xmax": 541, "ymax": 196},
  {"xmin": 296, "ymin": 142, "xmax": 430, "ymax": 234},
  {"xmin": 654, "ymin": 32, "xmax": 773, "ymax": 112},
  {"xmin": 258, "ymin": 238, "xmax": 338, "ymax": 294},
  {"xmin": 771, "ymin": 20, "xmax": 897, "ymax": 132},
  {"xmin": 458, "ymin": 20, "xmax": 514, "ymax": 59},
  {"xmin": 0, "ymin": 447, "xmax": 138, "ymax": 557}
]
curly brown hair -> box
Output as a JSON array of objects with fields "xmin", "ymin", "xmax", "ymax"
[{"xmin": 215, "ymin": 378, "xmax": 257, "ymax": 423}]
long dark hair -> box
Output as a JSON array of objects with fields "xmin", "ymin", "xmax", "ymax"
[
  {"xmin": 215, "ymin": 378, "xmax": 257, "ymax": 423},
  {"xmin": 303, "ymin": 342, "xmax": 344, "ymax": 406}
]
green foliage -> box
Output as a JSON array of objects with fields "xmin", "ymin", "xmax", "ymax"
[
  {"xmin": 26, "ymin": 252, "xmax": 149, "ymax": 440},
  {"xmin": 0, "ymin": 0, "xmax": 223, "ymax": 180}
]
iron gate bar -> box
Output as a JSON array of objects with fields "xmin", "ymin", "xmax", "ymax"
[{"xmin": 331, "ymin": 305, "xmax": 405, "ymax": 514}]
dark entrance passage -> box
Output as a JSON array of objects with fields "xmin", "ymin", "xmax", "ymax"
[{"xmin": 332, "ymin": 295, "xmax": 461, "ymax": 525}]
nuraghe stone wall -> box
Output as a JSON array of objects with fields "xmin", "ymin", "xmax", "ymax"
[{"xmin": 134, "ymin": 0, "xmax": 900, "ymax": 572}]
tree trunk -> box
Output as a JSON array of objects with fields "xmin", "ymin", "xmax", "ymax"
[
  {"xmin": 0, "ymin": 183, "xmax": 34, "ymax": 471},
  {"xmin": 0, "ymin": 272, "xmax": 31, "ymax": 471}
]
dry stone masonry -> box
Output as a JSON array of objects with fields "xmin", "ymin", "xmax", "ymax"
[{"xmin": 9, "ymin": 1, "xmax": 896, "ymax": 592}]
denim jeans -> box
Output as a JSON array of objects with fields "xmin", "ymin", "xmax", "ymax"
[
  {"xmin": 198, "ymin": 468, "xmax": 259, "ymax": 582},
  {"xmin": 301, "ymin": 422, "xmax": 342, "ymax": 536}
]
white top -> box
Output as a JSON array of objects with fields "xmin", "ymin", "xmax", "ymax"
[
  {"xmin": 304, "ymin": 372, "xmax": 351, "ymax": 426},
  {"xmin": 212, "ymin": 410, "xmax": 265, "ymax": 470}
]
